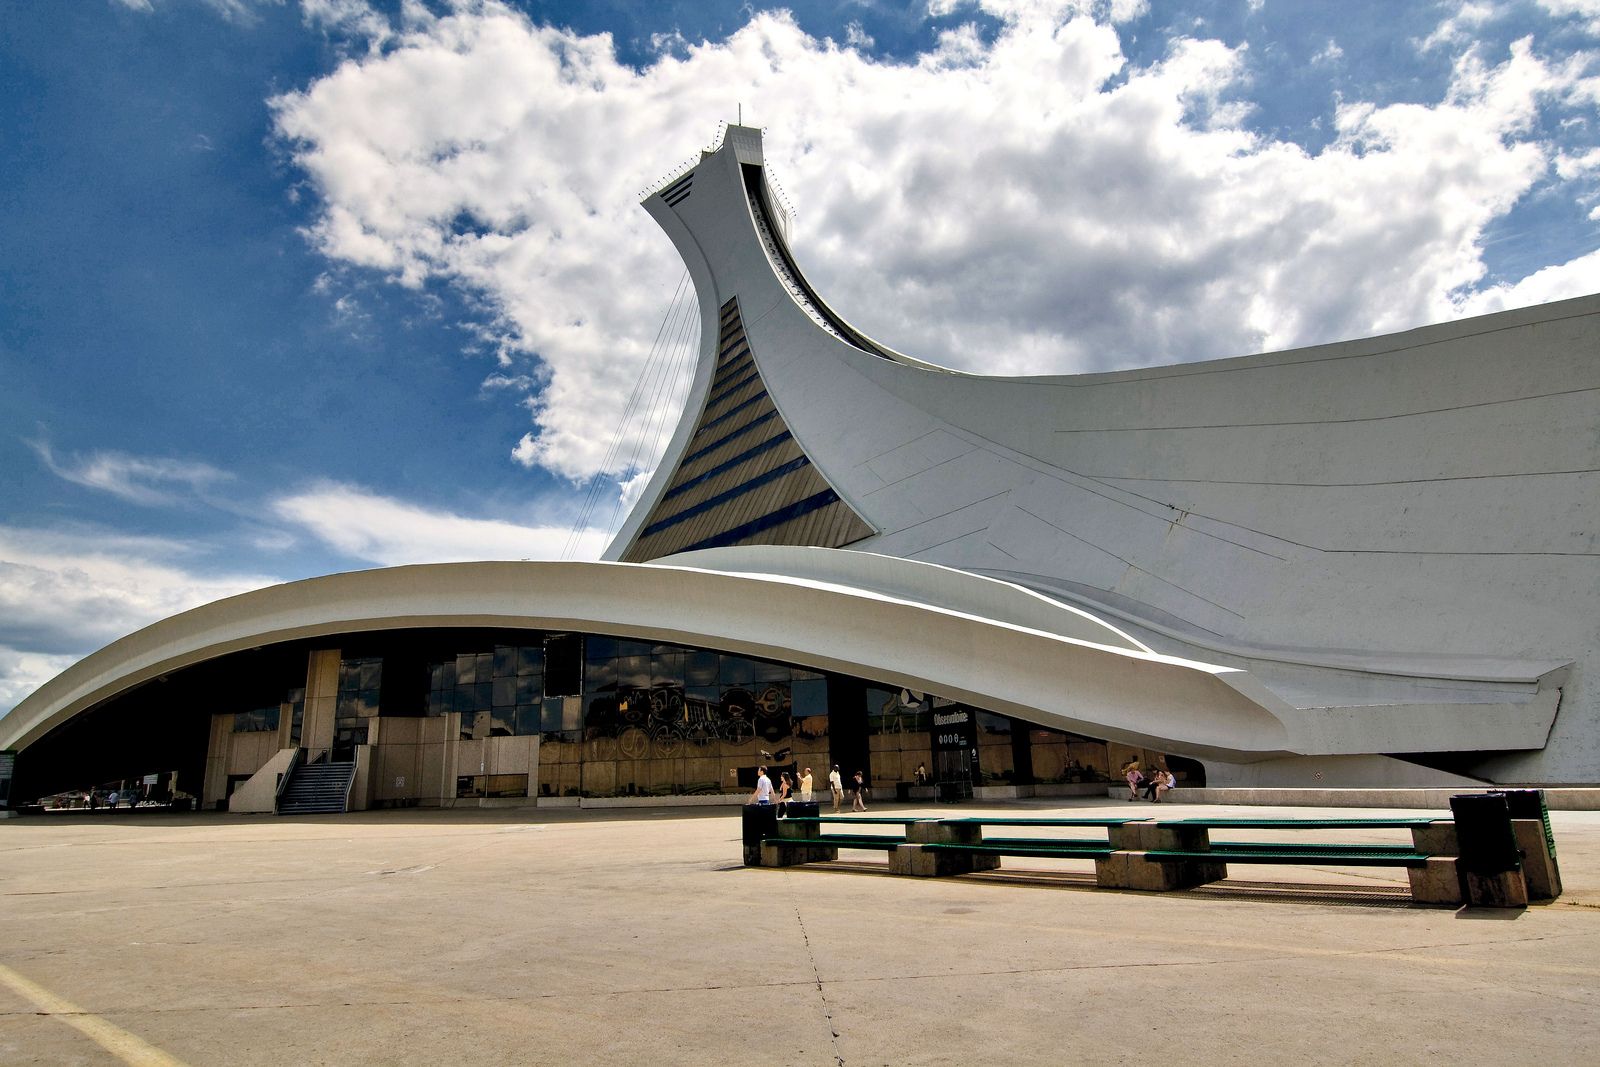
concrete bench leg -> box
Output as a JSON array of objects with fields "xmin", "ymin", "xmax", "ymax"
[
  {"xmin": 1406, "ymin": 857, "xmax": 1463, "ymax": 905},
  {"xmin": 1512, "ymin": 819, "xmax": 1562, "ymax": 900},
  {"xmin": 760, "ymin": 842, "xmax": 838, "ymax": 867},
  {"xmin": 889, "ymin": 844, "xmax": 1000, "ymax": 877},
  {"xmin": 1095, "ymin": 852, "xmax": 1225, "ymax": 891}
]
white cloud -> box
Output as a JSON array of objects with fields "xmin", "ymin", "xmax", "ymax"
[
  {"xmin": 843, "ymin": 20, "xmax": 875, "ymax": 50},
  {"xmin": 29, "ymin": 441, "xmax": 232, "ymax": 505},
  {"xmin": 1418, "ymin": 1, "xmax": 1500, "ymax": 52},
  {"xmin": 112, "ymin": 0, "xmax": 285, "ymax": 23},
  {"xmin": 1104, "ymin": 0, "xmax": 1149, "ymax": 24},
  {"xmin": 1539, "ymin": 0, "xmax": 1600, "ymax": 33},
  {"xmin": 1458, "ymin": 244, "xmax": 1600, "ymax": 311},
  {"xmin": 301, "ymin": 0, "xmax": 391, "ymax": 47},
  {"xmin": 272, "ymin": 481, "xmax": 611, "ymax": 565},
  {"xmin": 1312, "ymin": 39, "xmax": 1344, "ymax": 65},
  {"xmin": 0, "ymin": 524, "xmax": 281, "ymax": 713},
  {"xmin": 0, "ymin": 528, "xmax": 276, "ymax": 654},
  {"xmin": 0, "ymin": 650, "xmax": 80, "ymax": 717},
  {"xmin": 272, "ymin": 0, "xmax": 1600, "ymax": 492}
]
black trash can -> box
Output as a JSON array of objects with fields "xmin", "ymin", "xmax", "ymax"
[
  {"xmin": 1450, "ymin": 793, "xmax": 1521, "ymax": 875},
  {"xmin": 785, "ymin": 800, "xmax": 820, "ymax": 821},
  {"xmin": 741, "ymin": 803, "xmax": 778, "ymax": 866}
]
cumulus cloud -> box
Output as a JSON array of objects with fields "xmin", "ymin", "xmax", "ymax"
[
  {"xmin": 29, "ymin": 441, "xmax": 232, "ymax": 505},
  {"xmin": 271, "ymin": 0, "xmax": 1600, "ymax": 492},
  {"xmin": 1540, "ymin": 0, "xmax": 1600, "ymax": 33},
  {"xmin": 272, "ymin": 481, "xmax": 611, "ymax": 565},
  {"xmin": 0, "ymin": 649, "xmax": 80, "ymax": 717},
  {"xmin": 0, "ymin": 523, "xmax": 281, "ymax": 715},
  {"xmin": 112, "ymin": 0, "xmax": 284, "ymax": 23},
  {"xmin": 1418, "ymin": 1, "xmax": 1500, "ymax": 52},
  {"xmin": 0, "ymin": 527, "xmax": 277, "ymax": 654},
  {"xmin": 301, "ymin": 0, "xmax": 392, "ymax": 46}
]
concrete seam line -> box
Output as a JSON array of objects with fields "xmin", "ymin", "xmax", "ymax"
[{"xmin": 0, "ymin": 963, "xmax": 189, "ymax": 1067}]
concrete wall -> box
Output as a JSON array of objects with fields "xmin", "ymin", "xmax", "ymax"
[{"xmin": 227, "ymin": 747, "xmax": 297, "ymax": 814}]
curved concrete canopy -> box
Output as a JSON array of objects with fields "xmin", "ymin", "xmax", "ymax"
[{"xmin": 0, "ymin": 560, "xmax": 1292, "ymax": 763}]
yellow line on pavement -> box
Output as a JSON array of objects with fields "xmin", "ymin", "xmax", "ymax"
[{"xmin": 0, "ymin": 962, "xmax": 188, "ymax": 1067}]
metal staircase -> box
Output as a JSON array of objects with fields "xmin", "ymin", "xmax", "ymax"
[{"xmin": 276, "ymin": 759, "xmax": 356, "ymax": 815}]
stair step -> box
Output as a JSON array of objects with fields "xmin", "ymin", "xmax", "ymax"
[{"xmin": 276, "ymin": 760, "xmax": 356, "ymax": 815}]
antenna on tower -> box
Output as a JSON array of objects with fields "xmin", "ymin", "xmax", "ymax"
[{"xmin": 738, "ymin": 103, "xmax": 742, "ymax": 125}]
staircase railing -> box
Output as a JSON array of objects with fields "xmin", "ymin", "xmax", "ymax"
[
  {"xmin": 342, "ymin": 757, "xmax": 358, "ymax": 812},
  {"xmin": 273, "ymin": 747, "xmax": 303, "ymax": 815}
]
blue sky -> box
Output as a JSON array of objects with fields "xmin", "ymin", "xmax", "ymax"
[{"xmin": 4, "ymin": 0, "xmax": 1600, "ymax": 713}]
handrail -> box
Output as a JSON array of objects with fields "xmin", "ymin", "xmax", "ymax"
[
  {"xmin": 342, "ymin": 755, "xmax": 358, "ymax": 812},
  {"xmin": 273, "ymin": 747, "xmax": 302, "ymax": 814}
]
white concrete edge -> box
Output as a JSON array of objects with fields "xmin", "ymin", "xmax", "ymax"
[{"xmin": 657, "ymin": 545, "xmax": 1154, "ymax": 653}]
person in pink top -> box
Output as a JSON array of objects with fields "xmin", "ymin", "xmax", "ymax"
[{"xmin": 1124, "ymin": 763, "xmax": 1143, "ymax": 801}]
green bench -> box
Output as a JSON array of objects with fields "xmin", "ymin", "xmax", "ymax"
[
  {"xmin": 1111, "ymin": 816, "xmax": 1462, "ymax": 897},
  {"xmin": 746, "ymin": 799, "xmax": 1559, "ymax": 909}
]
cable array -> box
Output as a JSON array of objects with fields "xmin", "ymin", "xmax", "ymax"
[{"xmin": 561, "ymin": 273, "xmax": 702, "ymax": 559}]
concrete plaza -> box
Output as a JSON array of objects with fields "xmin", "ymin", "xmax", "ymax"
[{"xmin": 2, "ymin": 799, "xmax": 1598, "ymax": 1065}]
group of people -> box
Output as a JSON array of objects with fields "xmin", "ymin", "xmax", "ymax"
[
  {"xmin": 1123, "ymin": 761, "xmax": 1176, "ymax": 802},
  {"xmin": 748, "ymin": 764, "xmax": 869, "ymax": 813}
]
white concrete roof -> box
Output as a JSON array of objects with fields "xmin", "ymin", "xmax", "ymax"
[{"xmin": 0, "ymin": 559, "xmax": 1295, "ymax": 763}]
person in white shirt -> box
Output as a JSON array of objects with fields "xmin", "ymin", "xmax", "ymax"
[
  {"xmin": 828, "ymin": 765, "xmax": 844, "ymax": 813},
  {"xmin": 749, "ymin": 766, "xmax": 773, "ymax": 805},
  {"xmin": 799, "ymin": 768, "xmax": 814, "ymax": 802}
]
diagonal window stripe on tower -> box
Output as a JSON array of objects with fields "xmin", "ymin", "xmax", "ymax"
[{"xmin": 620, "ymin": 297, "xmax": 874, "ymax": 562}]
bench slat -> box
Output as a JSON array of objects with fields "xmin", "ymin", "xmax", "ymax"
[
  {"xmin": 923, "ymin": 842, "xmax": 1113, "ymax": 859},
  {"xmin": 938, "ymin": 817, "xmax": 1140, "ymax": 827},
  {"xmin": 1210, "ymin": 841, "xmax": 1420, "ymax": 857},
  {"xmin": 765, "ymin": 835, "xmax": 902, "ymax": 850},
  {"xmin": 1145, "ymin": 848, "xmax": 1429, "ymax": 867},
  {"xmin": 1157, "ymin": 818, "xmax": 1447, "ymax": 829}
]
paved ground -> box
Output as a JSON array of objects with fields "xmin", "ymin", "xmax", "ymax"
[{"xmin": 2, "ymin": 798, "xmax": 1597, "ymax": 1066}]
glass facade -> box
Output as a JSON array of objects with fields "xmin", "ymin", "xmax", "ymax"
[
  {"xmin": 26, "ymin": 624, "xmax": 1197, "ymax": 810},
  {"xmin": 232, "ymin": 706, "xmax": 280, "ymax": 733},
  {"xmin": 335, "ymin": 657, "xmax": 380, "ymax": 756},
  {"xmin": 568, "ymin": 637, "xmax": 828, "ymax": 799},
  {"xmin": 396, "ymin": 630, "xmax": 1186, "ymax": 799}
]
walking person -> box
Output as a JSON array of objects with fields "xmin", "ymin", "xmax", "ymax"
[
  {"xmin": 775, "ymin": 772, "xmax": 793, "ymax": 817},
  {"xmin": 851, "ymin": 770, "xmax": 868, "ymax": 812},
  {"xmin": 828, "ymin": 765, "xmax": 844, "ymax": 813},
  {"xmin": 749, "ymin": 766, "xmax": 773, "ymax": 806}
]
